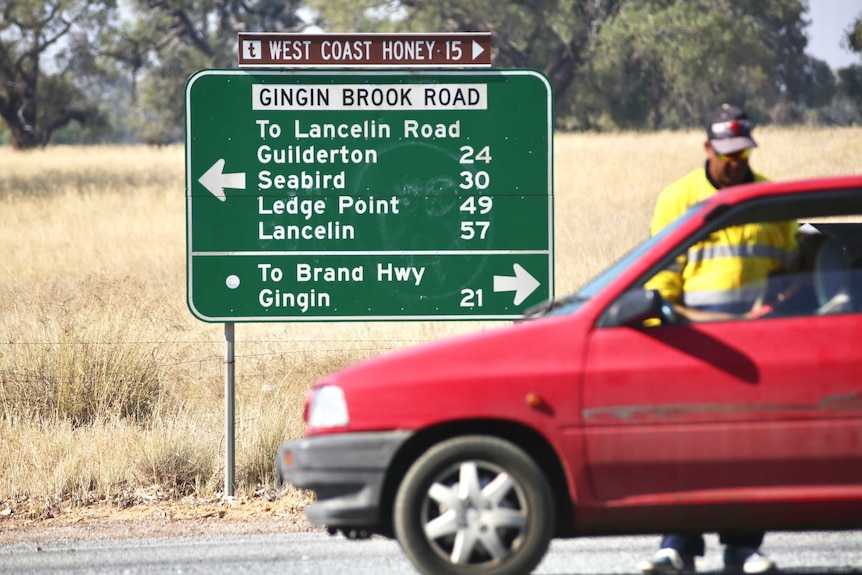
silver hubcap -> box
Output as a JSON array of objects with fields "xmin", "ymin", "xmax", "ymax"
[{"xmin": 420, "ymin": 460, "xmax": 529, "ymax": 566}]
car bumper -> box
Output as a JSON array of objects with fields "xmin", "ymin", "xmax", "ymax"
[{"xmin": 276, "ymin": 430, "xmax": 412, "ymax": 527}]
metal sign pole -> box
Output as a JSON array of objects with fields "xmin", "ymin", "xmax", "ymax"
[{"xmin": 224, "ymin": 322, "xmax": 235, "ymax": 497}]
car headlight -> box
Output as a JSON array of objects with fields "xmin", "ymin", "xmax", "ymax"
[{"xmin": 307, "ymin": 385, "xmax": 350, "ymax": 428}]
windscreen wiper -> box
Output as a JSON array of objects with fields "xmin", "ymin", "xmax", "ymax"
[{"xmin": 521, "ymin": 293, "xmax": 585, "ymax": 319}]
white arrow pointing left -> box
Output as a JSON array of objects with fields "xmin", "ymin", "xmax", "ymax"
[
  {"xmin": 198, "ymin": 159, "xmax": 246, "ymax": 201},
  {"xmin": 494, "ymin": 264, "xmax": 540, "ymax": 306}
]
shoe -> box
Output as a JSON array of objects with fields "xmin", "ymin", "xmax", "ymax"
[
  {"xmin": 723, "ymin": 546, "xmax": 776, "ymax": 574},
  {"xmin": 638, "ymin": 548, "xmax": 696, "ymax": 574}
]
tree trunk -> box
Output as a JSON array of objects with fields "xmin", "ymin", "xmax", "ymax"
[
  {"xmin": 8, "ymin": 125, "xmax": 44, "ymax": 150},
  {"xmin": 0, "ymin": 82, "xmax": 44, "ymax": 150}
]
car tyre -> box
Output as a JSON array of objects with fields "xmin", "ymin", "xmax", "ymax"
[{"xmin": 393, "ymin": 435, "xmax": 555, "ymax": 575}]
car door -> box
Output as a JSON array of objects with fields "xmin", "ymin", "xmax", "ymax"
[{"xmin": 581, "ymin": 306, "xmax": 862, "ymax": 514}]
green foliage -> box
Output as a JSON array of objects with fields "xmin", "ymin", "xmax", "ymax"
[
  {"xmin": 308, "ymin": 0, "xmax": 842, "ymax": 130},
  {"xmin": 113, "ymin": 0, "xmax": 310, "ymax": 144},
  {"xmin": 578, "ymin": 0, "xmax": 816, "ymax": 129},
  {"xmin": 847, "ymin": 12, "xmax": 862, "ymax": 53},
  {"xmin": 308, "ymin": 0, "xmax": 406, "ymax": 32},
  {"xmin": 0, "ymin": 0, "xmax": 115, "ymax": 148},
  {"xmin": 130, "ymin": 45, "xmax": 213, "ymax": 145},
  {"xmin": 1, "ymin": 0, "xmax": 858, "ymax": 146},
  {"xmin": 837, "ymin": 65, "xmax": 862, "ymax": 116},
  {"xmin": 310, "ymin": 0, "xmax": 621, "ymax": 121}
]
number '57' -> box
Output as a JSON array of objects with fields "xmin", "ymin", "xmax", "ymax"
[{"xmin": 461, "ymin": 221, "xmax": 489, "ymax": 239}]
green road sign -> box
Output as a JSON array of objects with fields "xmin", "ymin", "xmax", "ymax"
[{"xmin": 185, "ymin": 69, "xmax": 553, "ymax": 321}]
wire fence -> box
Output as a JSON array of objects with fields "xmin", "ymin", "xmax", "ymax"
[{"xmin": 0, "ymin": 337, "xmax": 432, "ymax": 387}]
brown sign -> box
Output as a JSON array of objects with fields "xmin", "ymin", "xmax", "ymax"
[{"xmin": 238, "ymin": 33, "xmax": 491, "ymax": 68}]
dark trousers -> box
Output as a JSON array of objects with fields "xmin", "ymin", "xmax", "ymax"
[{"xmin": 660, "ymin": 532, "xmax": 765, "ymax": 557}]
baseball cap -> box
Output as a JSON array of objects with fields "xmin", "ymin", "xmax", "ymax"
[{"xmin": 706, "ymin": 103, "xmax": 757, "ymax": 155}]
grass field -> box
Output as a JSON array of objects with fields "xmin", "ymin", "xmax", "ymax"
[{"xmin": 1, "ymin": 128, "xmax": 859, "ymax": 516}]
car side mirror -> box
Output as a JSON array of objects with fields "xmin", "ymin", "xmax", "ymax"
[{"xmin": 598, "ymin": 289, "xmax": 667, "ymax": 328}]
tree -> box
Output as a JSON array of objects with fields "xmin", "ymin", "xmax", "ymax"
[
  {"xmin": 824, "ymin": 11, "xmax": 862, "ymax": 120},
  {"xmin": 309, "ymin": 0, "xmax": 624, "ymax": 120},
  {"xmin": 847, "ymin": 11, "xmax": 862, "ymax": 54},
  {"xmin": 836, "ymin": 65, "xmax": 862, "ymax": 117},
  {"xmin": 2, "ymin": 0, "xmax": 844, "ymax": 145},
  {"xmin": 581, "ymin": 0, "xmax": 815, "ymax": 129},
  {"xmin": 0, "ymin": 0, "xmax": 115, "ymax": 149},
  {"xmin": 115, "ymin": 0, "xmax": 313, "ymax": 144},
  {"xmin": 310, "ymin": 0, "xmax": 827, "ymax": 130}
]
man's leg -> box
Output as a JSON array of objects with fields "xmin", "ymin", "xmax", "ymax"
[
  {"xmin": 719, "ymin": 532, "xmax": 764, "ymax": 549},
  {"xmin": 661, "ymin": 534, "xmax": 706, "ymax": 557},
  {"xmin": 720, "ymin": 532, "xmax": 775, "ymax": 573},
  {"xmin": 639, "ymin": 534, "xmax": 704, "ymax": 574}
]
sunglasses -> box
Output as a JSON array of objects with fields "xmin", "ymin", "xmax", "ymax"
[{"xmin": 715, "ymin": 148, "xmax": 751, "ymax": 162}]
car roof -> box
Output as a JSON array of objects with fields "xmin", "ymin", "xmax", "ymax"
[{"xmin": 700, "ymin": 174, "xmax": 862, "ymax": 207}]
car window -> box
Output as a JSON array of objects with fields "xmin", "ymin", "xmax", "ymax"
[
  {"xmin": 634, "ymin": 190, "xmax": 862, "ymax": 325},
  {"xmin": 532, "ymin": 207, "xmax": 700, "ymax": 319}
]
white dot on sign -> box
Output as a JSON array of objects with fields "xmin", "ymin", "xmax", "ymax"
[{"xmin": 226, "ymin": 275, "xmax": 241, "ymax": 289}]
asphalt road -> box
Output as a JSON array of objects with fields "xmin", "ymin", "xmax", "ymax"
[{"xmin": 1, "ymin": 531, "xmax": 860, "ymax": 575}]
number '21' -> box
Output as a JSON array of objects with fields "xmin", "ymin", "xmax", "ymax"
[{"xmin": 460, "ymin": 288, "xmax": 483, "ymax": 307}]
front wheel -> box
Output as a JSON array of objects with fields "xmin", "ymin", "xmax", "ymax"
[{"xmin": 393, "ymin": 436, "xmax": 555, "ymax": 575}]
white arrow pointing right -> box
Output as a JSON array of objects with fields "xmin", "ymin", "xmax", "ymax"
[
  {"xmin": 494, "ymin": 264, "xmax": 540, "ymax": 306},
  {"xmin": 472, "ymin": 40, "xmax": 485, "ymax": 61},
  {"xmin": 198, "ymin": 159, "xmax": 246, "ymax": 201}
]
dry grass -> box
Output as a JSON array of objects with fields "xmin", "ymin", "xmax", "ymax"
[{"xmin": 0, "ymin": 128, "xmax": 859, "ymax": 512}]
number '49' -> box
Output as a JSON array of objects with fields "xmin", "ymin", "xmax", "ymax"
[{"xmin": 459, "ymin": 196, "xmax": 493, "ymax": 214}]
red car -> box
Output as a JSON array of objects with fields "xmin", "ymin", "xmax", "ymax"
[{"xmin": 277, "ymin": 174, "xmax": 862, "ymax": 575}]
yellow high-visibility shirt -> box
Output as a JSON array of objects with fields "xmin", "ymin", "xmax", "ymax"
[{"xmin": 646, "ymin": 167, "xmax": 798, "ymax": 313}]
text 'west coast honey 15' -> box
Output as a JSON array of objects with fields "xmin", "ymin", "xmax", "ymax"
[
  {"xmin": 237, "ymin": 32, "xmax": 492, "ymax": 68},
  {"xmin": 185, "ymin": 69, "xmax": 553, "ymax": 322}
]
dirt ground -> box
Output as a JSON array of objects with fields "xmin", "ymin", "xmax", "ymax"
[{"xmin": 0, "ymin": 496, "xmax": 321, "ymax": 546}]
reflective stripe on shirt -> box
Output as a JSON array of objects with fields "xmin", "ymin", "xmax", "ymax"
[
  {"xmin": 687, "ymin": 243, "xmax": 792, "ymax": 265},
  {"xmin": 682, "ymin": 284, "xmax": 767, "ymax": 312}
]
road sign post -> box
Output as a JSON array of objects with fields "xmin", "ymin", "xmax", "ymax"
[
  {"xmin": 186, "ymin": 69, "xmax": 553, "ymax": 321},
  {"xmin": 186, "ymin": 36, "xmax": 553, "ymax": 496}
]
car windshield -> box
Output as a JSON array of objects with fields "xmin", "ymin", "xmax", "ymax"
[{"xmin": 532, "ymin": 206, "xmax": 700, "ymax": 318}]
